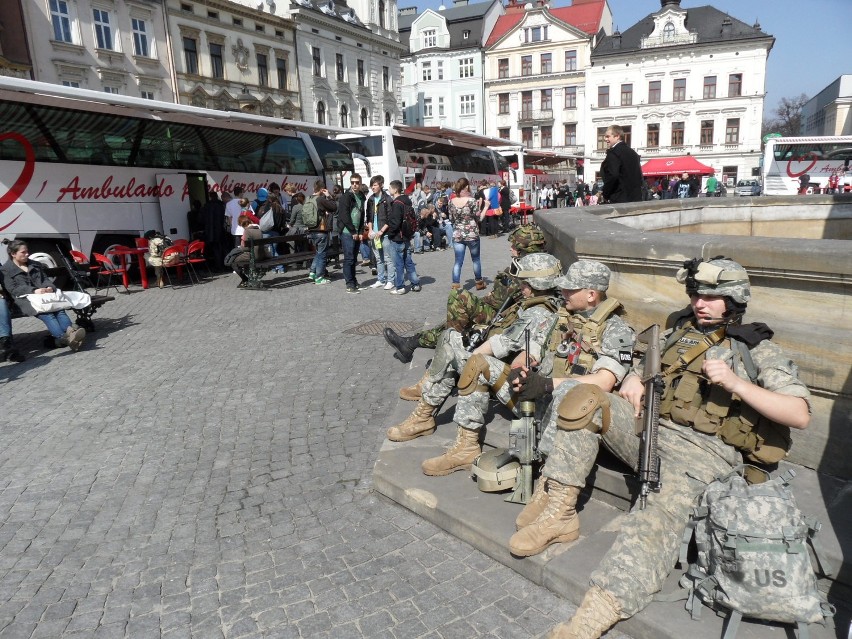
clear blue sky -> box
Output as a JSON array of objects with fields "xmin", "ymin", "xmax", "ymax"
[{"xmin": 406, "ymin": 0, "xmax": 849, "ymax": 119}]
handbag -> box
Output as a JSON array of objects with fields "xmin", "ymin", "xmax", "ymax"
[
  {"xmin": 259, "ymin": 207, "xmax": 275, "ymax": 232},
  {"xmin": 25, "ymin": 289, "xmax": 91, "ymax": 313}
]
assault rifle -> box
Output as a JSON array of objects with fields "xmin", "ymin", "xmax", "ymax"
[
  {"xmin": 506, "ymin": 328, "xmax": 541, "ymax": 504},
  {"xmin": 466, "ymin": 290, "xmax": 520, "ymax": 352},
  {"xmin": 636, "ymin": 324, "xmax": 663, "ymax": 509}
]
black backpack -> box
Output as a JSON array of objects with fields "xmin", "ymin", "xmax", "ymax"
[{"xmin": 398, "ymin": 198, "xmax": 418, "ymax": 241}]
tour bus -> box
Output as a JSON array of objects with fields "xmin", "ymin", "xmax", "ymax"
[
  {"xmin": 761, "ymin": 135, "xmax": 852, "ymax": 195},
  {"xmin": 335, "ymin": 125, "xmax": 508, "ymax": 192},
  {"xmin": 493, "ymin": 147, "xmax": 577, "ymax": 208},
  {"xmin": 0, "ymin": 77, "xmax": 354, "ymax": 267}
]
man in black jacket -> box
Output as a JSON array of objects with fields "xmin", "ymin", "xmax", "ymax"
[
  {"xmin": 336, "ymin": 173, "xmax": 366, "ymax": 293},
  {"xmin": 600, "ymin": 125, "xmax": 643, "ymax": 203},
  {"xmin": 386, "ymin": 180, "xmax": 421, "ymax": 295}
]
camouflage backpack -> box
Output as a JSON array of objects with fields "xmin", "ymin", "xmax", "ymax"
[{"xmin": 677, "ymin": 466, "xmax": 834, "ymax": 638}]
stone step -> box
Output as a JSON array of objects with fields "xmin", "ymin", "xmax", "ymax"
[{"xmin": 374, "ymin": 364, "xmax": 851, "ymax": 639}]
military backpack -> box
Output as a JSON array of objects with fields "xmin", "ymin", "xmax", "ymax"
[
  {"xmin": 301, "ymin": 195, "xmax": 320, "ymax": 229},
  {"xmin": 675, "ymin": 466, "xmax": 834, "ymax": 638}
]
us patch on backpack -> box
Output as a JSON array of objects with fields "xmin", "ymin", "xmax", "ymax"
[{"xmin": 677, "ymin": 466, "xmax": 834, "ymax": 637}]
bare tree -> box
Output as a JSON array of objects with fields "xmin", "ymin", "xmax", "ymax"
[{"xmin": 762, "ymin": 93, "xmax": 809, "ymax": 138}]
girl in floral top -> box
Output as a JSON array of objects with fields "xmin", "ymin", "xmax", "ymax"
[{"xmin": 448, "ymin": 177, "xmax": 485, "ymax": 290}]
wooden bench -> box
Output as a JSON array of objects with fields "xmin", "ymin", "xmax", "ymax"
[{"xmin": 242, "ymin": 235, "xmax": 316, "ymax": 290}]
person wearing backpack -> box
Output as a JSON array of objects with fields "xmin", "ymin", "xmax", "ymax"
[
  {"xmin": 527, "ymin": 257, "xmax": 811, "ymax": 639},
  {"xmin": 336, "ymin": 173, "xmax": 367, "ymax": 293},
  {"xmin": 303, "ymin": 180, "xmax": 338, "ymax": 285},
  {"xmin": 386, "ymin": 180, "xmax": 421, "ymax": 295}
]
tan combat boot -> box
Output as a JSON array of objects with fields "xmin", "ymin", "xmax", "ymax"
[
  {"xmin": 515, "ymin": 477, "xmax": 549, "ymax": 530},
  {"xmin": 421, "ymin": 426, "xmax": 480, "ymax": 476},
  {"xmin": 399, "ymin": 370, "xmax": 429, "ymax": 401},
  {"xmin": 546, "ymin": 585, "xmax": 622, "ymax": 639},
  {"xmin": 386, "ymin": 400, "xmax": 436, "ymax": 442},
  {"xmin": 508, "ymin": 480, "xmax": 580, "ymax": 557}
]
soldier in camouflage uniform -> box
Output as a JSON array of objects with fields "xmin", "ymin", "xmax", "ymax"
[
  {"xmin": 419, "ymin": 253, "xmax": 565, "ymax": 476},
  {"xmin": 383, "ymin": 225, "xmax": 546, "ymax": 370},
  {"xmin": 387, "ymin": 252, "xmax": 563, "ymax": 444},
  {"xmin": 504, "ymin": 261, "xmax": 635, "ymax": 555},
  {"xmin": 536, "ymin": 258, "xmax": 811, "ymax": 639}
]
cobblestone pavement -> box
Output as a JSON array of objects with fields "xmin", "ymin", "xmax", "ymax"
[{"xmin": 0, "ymin": 242, "xmax": 632, "ymax": 639}]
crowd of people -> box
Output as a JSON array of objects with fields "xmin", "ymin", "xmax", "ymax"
[{"xmin": 382, "ymin": 226, "xmax": 812, "ymax": 639}]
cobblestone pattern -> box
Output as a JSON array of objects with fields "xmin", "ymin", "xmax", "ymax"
[{"xmin": 0, "ymin": 249, "xmax": 632, "ymax": 639}]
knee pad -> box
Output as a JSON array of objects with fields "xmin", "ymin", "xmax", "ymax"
[
  {"xmin": 556, "ymin": 384, "xmax": 612, "ymax": 435},
  {"xmin": 458, "ymin": 353, "xmax": 491, "ymax": 396}
]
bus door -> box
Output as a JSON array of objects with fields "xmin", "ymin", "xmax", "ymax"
[{"xmin": 156, "ymin": 172, "xmax": 209, "ymax": 239}]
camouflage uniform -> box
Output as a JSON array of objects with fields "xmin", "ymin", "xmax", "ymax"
[
  {"xmin": 544, "ymin": 271, "xmax": 810, "ymax": 619},
  {"xmin": 417, "ymin": 225, "xmax": 547, "ymax": 349}
]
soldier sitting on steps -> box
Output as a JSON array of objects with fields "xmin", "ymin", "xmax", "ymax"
[
  {"xmin": 382, "ymin": 225, "xmax": 547, "ymax": 374},
  {"xmin": 386, "ymin": 253, "xmax": 563, "ymax": 445}
]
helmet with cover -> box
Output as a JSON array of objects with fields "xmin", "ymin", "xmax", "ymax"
[
  {"xmin": 511, "ymin": 253, "xmax": 562, "ymax": 291},
  {"xmin": 676, "ymin": 256, "xmax": 750, "ymax": 304},
  {"xmin": 470, "ymin": 448, "xmax": 520, "ymax": 492},
  {"xmin": 508, "ymin": 225, "xmax": 546, "ymax": 255}
]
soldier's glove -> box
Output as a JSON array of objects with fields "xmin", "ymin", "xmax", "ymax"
[{"xmin": 509, "ymin": 368, "xmax": 554, "ymax": 401}]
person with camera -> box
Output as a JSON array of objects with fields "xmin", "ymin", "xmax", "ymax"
[{"xmin": 305, "ymin": 180, "xmax": 338, "ymax": 285}]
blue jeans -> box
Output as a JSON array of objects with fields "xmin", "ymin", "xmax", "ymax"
[
  {"xmin": 359, "ymin": 240, "xmax": 372, "ymax": 261},
  {"xmin": 441, "ymin": 221, "xmax": 454, "ymax": 248},
  {"xmin": 0, "ymin": 301, "xmax": 11, "ymax": 338},
  {"xmin": 340, "ymin": 232, "xmax": 360, "ymax": 287},
  {"xmin": 388, "ymin": 239, "xmax": 420, "ymax": 290},
  {"xmin": 308, "ymin": 231, "xmax": 329, "ymax": 277},
  {"xmin": 372, "ymin": 239, "xmax": 395, "ymax": 284},
  {"xmin": 413, "ymin": 232, "xmax": 423, "ymax": 253},
  {"xmin": 452, "ymin": 238, "xmax": 482, "ymax": 284},
  {"xmin": 38, "ymin": 310, "xmax": 73, "ymax": 339}
]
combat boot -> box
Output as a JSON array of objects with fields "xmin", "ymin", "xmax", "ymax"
[
  {"xmin": 508, "ymin": 480, "xmax": 580, "ymax": 556},
  {"xmin": 0, "ymin": 337, "xmax": 24, "ymax": 363},
  {"xmin": 386, "ymin": 400, "xmax": 436, "ymax": 442},
  {"xmin": 546, "ymin": 585, "xmax": 621, "ymax": 639},
  {"xmin": 515, "ymin": 477, "xmax": 549, "ymax": 530},
  {"xmin": 383, "ymin": 327, "xmax": 420, "ymax": 364},
  {"xmin": 421, "ymin": 426, "xmax": 480, "ymax": 476},
  {"xmin": 399, "ymin": 370, "xmax": 428, "ymax": 401}
]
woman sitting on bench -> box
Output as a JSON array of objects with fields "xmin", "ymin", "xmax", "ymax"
[
  {"xmin": 0, "ymin": 240, "xmax": 86, "ymax": 352},
  {"xmin": 232, "ymin": 215, "xmax": 263, "ymax": 287}
]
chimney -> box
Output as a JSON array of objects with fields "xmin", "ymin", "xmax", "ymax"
[
  {"xmin": 721, "ymin": 16, "xmax": 732, "ymax": 36},
  {"xmin": 453, "ymin": 0, "xmax": 468, "ymax": 5},
  {"xmin": 399, "ymin": 6, "xmax": 417, "ymax": 14},
  {"xmin": 612, "ymin": 29, "xmax": 621, "ymax": 49}
]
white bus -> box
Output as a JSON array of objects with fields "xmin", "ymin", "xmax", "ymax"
[
  {"xmin": 0, "ymin": 77, "xmax": 353, "ymax": 265},
  {"xmin": 761, "ymin": 135, "xmax": 852, "ymax": 195},
  {"xmin": 336, "ymin": 126, "xmax": 508, "ymax": 191},
  {"xmin": 493, "ymin": 147, "xmax": 577, "ymax": 208}
]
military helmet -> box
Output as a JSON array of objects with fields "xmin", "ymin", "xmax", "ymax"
[
  {"xmin": 508, "ymin": 225, "xmax": 546, "ymax": 255},
  {"xmin": 511, "ymin": 253, "xmax": 562, "ymax": 291},
  {"xmin": 676, "ymin": 256, "xmax": 751, "ymax": 304},
  {"xmin": 470, "ymin": 448, "xmax": 520, "ymax": 492}
]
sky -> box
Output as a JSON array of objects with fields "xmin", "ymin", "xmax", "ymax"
[{"xmin": 407, "ymin": 0, "xmax": 850, "ymax": 119}]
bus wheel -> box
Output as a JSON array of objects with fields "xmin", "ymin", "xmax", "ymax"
[{"xmin": 26, "ymin": 240, "xmax": 71, "ymax": 289}]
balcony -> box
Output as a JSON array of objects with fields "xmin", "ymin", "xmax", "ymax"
[{"xmin": 518, "ymin": 109, "xmax": 554, "ymax": 124}]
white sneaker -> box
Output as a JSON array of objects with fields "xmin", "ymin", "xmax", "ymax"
[
  {"xmin": 390, "ymin": 288, "xmax": 407, "ymax": 295},
  {"xmin": 383, "ymin": 282, "xmax": 395, "ymax": 290},
  {"xmin": 370, "ymin": 281, "xmax": 384, "ymax": 289}
]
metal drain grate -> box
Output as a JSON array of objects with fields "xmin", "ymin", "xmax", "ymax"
[{"xmin": 344, "ymin": 319, "xmax": 423, "ymax": 336}]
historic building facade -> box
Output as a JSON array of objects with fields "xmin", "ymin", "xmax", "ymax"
[
  {"xmin": 483, "ymin": 0, "xmax": 611, "ymax": 158},
  {"xmin": 287, "ymin": 0, "xmax": 405, "ymax": 127},
  {"xmin": 20, "ymin": 0, "xmax": 175, "ymax": 100},
  {"xmin": 398, "ymin": 0, "xmax": 502, "ymax": 134},
  {"xmin": 586, "ymin": 0, "xmax": 773, "ymax": 186},
  {"xmin": 800, "ymin": 75, "xmax": 852, "ymax": 136}
]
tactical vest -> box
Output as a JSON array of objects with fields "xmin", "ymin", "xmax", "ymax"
[
  {"xmin": 658, "ymin": 321, "xmax": 791, "ymax": 465},
  {"xmin": 550, "ymin": 297, "xmax": 622, "ymax": 378},
  {"xmin": 483, "ymin": 294, "xmax": 559, "ymax": 341}
]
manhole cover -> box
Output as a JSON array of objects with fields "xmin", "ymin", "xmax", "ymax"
[{"xmin": 344, "ymin": 319, "xmax": 423, "ymax": 336}]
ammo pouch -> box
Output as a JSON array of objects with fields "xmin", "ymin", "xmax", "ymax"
[{"xmin": 716, "ymin": 403, "xmax": 792, "ymax": 465}]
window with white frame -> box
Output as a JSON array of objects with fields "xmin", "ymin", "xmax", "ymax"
[
  {"xmin": 459, "ymin": 94, "xmax": 475, "ymax": 115},
  {"xmin": 104, "ymin": 86, "xmax": 120, "ymax": 95},
  {"xmin": 93, "ymin": 8, "xmax": 114, "ymax": 50},
  {"xmin": 50, "ymin": 0, "xmax": 74, "ymax": 43},
  {"xmin": 62, "ymin": 80, "xmax": 80, "ymax": 88},
  {"xmin": 459, "ymin": 58, "xmax": 474, "ymax": 78},
  {"xmin": 565, "ymin": 49, "xmax": 577, "ymax": 71},
  {"xmin": 131, "ymin": 18, "xmax": 150, "ymax": 57},
  {"xmin": 422, "ymin": 61, "xmax": 431, "ymax": 81},
  {"xmin": 438, "ymin": 97, "xmax": 444, "ymax": 116},
  {"xmin": 437, "ymin": 61, "xmax": 443, "ymax": 80},
  {"xmin": 424, "ymin": 97, "xmax": 433, "ymax": 117},
  {"xmin": 141, "ymin": 90, "xmax": 154, "ymax": 100},
  {"xmin": 524, "ymin": 25, "xmax": 548, "ymax": 42},
  {"xmin": 423, "ymin": 29, "xmax": 436, "ymax": 48}
]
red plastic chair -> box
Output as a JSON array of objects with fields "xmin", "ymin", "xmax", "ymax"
[
  {"xmin": 134, "ymin": 237, "xmax": 149, "ymax": 249},
  {"xmin": 93, "ymin": 252, "xmax": 129, "ymax": 294},
  {"xmin": 68, "ymin": 250, "xmax": 97, "ymax": 289},
  {"xmin": 160, "ymin": 245, "xmax": 191, "ymax": 287},
  {"xmin": 185, "ymin": 240, "xmax": 211, "ymax": 282}
]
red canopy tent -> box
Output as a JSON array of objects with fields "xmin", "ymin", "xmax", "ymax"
[{"xmin": 641, "ymin": 156, "xmax": 715, "ymax": 176}]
